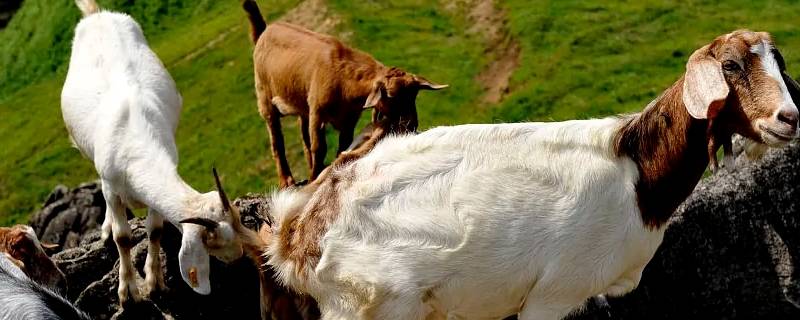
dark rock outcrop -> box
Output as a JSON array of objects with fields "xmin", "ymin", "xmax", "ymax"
[
  {"xmin": 32, "ymin": 189, "xmax": 272, "ymax": 319},
  {"xmin": 29, "ymin": 181, "xmax": 109, "ymax": 252},
  {"xmin": 0, "ymin": 0, "xmax": 23, "ymax": 28},
  {"xmin": 28, "ymin": 142, "xmax": 800, "ymax": 319},
  {"xmin": 569, "ymin": 142, "xmax": 800, "ymax": 319}
]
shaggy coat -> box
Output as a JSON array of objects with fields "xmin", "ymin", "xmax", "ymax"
[{"xmin": 256, "ymin": 30, "xmax": 799, "ymax": 319}]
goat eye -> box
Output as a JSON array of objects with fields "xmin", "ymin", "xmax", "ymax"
[{"xmin": 722, "ymin": 60, "xmax": 740, "ymax": 72}]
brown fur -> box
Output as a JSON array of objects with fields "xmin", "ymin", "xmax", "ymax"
[
  {"xmin": 615, "ymin": 30, "xmax": 796, "ymax": 228},
  {"xmin": 0, "ymin": 225, "xmax": 67, "ymax": 292},
  {"xmin": 242, "ymin": 0, "xmax": 445, "ymax": 188}
]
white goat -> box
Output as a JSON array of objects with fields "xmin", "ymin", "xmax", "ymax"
[
  {"xmin": 61, "ymin": 0, "xmax": 245, "ymax": 306},
  {"xmin": 254, "ymin": 30, "xmax": 799, "ymax": 319}
]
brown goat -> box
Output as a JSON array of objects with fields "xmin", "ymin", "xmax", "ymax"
[
  {"xmin": 0, "ymin": 225, "xmax": 66, "ymax": 294},
  {"xmin": 242, "ymin": 0, "xmax": 447, "ymax": 188}
]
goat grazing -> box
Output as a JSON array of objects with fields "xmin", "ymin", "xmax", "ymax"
[
  {"xmin": 0, "ymin": 225, "xmax": 66, "ymax": 294},
  {"xmin": 242, "ymin": 0, "xmax": 447, "ymax": 188},
  {"xmin": 0, "ymin": 252, "xmax": 91, "ymax": 320},
  {"xmin": 61, "ymin": 0, "xmax": 247, "ymax": 306},
  {"xmin": 252, "ymin": 30, "xmax": 799, "ymax": 319}
]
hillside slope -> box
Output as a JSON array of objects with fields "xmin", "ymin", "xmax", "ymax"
[{"xmin": 1, "ymin": 0, "xmax": 800, "ymax": 225}]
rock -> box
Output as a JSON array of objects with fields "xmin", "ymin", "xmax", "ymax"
[
  {"xmin": 29, "ymin": 181, "xmax": 109, "ymax": 251},
  {"xmin": 50, "ymin": 199, "xmax": 268, "ymax": 319},
  {"xmin": 567, "ymin": 142, "xmax": 800, "ymax": 319}
]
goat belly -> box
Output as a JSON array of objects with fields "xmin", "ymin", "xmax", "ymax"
[{"xmin": 284, "ymin": 120, "xmax": 669, "ymax": 317}]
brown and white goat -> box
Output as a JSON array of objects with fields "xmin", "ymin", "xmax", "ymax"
[
  {"xmin": 249, "ymin": 30, "xmax": 798, "ymax": 319},
  {"xmin": 0, "ymin": 225, "xmax": 66, "ymax": 294},
  {"xmin": 242, "ymin": 0, "xmax": 447, "ymax": 188}
]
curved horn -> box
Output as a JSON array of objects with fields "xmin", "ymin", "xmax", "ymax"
[
  {"xmin": 213, "ymin": 167, "xmax": 232, "ymax": 212},
  {"xmin": 180, "ymin": 217, "xmax": 220, "ymax": 230}
]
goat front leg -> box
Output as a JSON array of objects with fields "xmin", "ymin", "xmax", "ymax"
[
  {"xmin": 309, "ymin": 113, "xmax": 328, "ymax": 181},
  {"xmin": 336, "ymin": 116, "xmax": 358, "ymax": 156},
  {"xmin": 103, "ymin": 186, "xmax": 140, "ymax": 306},
  {"xmin": 143, "ymin": 210, "xmax": 166, "ymax": 297}
]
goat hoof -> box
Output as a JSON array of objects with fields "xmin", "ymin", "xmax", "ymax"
[
  {"xmin": 144, "ymin": 281, "xmax": 168, "ymax": 299},
  {"xmin": 118, "ymin": 285, "xmax": 143, "ymax": 308}
]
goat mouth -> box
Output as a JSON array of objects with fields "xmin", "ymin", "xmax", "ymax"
[{"xmin": 759, "ymin": 124, "xmax": 795, "ymax": 142}]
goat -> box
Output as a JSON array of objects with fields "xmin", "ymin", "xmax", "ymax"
[
  {"xmin": 0, "ymin": 225, "xmax": 66, "ymax": 294},
  {"xmin": 0, "ymin": 252, "xmax": 91, "ymax": 320},
  {"xmin": 242, "ymin": 0, "xmax": 447, "ymax": 188},
  {"xmin": 61, "ymin": 0, "xmax": 247, "ymax": 306},
  {"xmin": 250, "ymin": 30, "xmax": 799, "ymax": 319}
]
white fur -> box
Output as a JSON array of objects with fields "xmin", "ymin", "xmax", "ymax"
[
  {"xmin": 266, "ymin": 119, "xmax": 666, "ymax": 319},
  {"xmin": 61, "ymin": 4, "xmax": 232, "ymax": 301},
  {"xmin": 0, "ymin": 253, "xmax": 91, "ymax": 320},
  {"xmin": 752, "ymin": 41, "xmax": 794, "ymax": 113},
  {"xmin": 751, "ymin": 40, "xmax": 799, "ymax": 142}
]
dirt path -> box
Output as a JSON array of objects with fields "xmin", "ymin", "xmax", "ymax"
[
  {"xmin": 173, "ymin": 0, "xmax": 345, "ymax": 67},
  {"xmin": 279, "ymin": 0, "xmax": 348, "ymax": 40},
  {"xmin": 447, "ymin": 0, "xmax": 521, "ymax": 104},
  {"xmin": 172, "ymin": 25, "xmax": 242, "ymax": 66}
]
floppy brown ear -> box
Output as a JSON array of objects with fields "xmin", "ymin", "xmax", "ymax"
[
  {"xmin": 682, "ymin": 44, "xmax": 729, "ymax": 119},
  {"xmin": 364, "ymin": 81, "xmax": 384, "ymax": 109}
]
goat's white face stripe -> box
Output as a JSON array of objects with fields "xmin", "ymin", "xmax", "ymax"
[{"xmin": 751, "ymin": 41, "xmax": 798, "ymax": 116}]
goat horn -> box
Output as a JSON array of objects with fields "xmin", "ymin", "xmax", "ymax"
[
  {"xmin": 180, "ymin": 217, "xmax": 220, "ymax": 229},
  {"xmin": 213, "ymin": 167, "xmax": 232, "ymax": 212}
]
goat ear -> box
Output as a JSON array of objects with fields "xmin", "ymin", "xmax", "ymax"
[
  {"xmin": 682, "ymin": 45, "xmax": 729, "ymax": 119},
  {"xmin": 782, "ymin": 71, "xmax": 800, "ymax": 106},
  {"xmin": 414, "ymin": 75, "xmax": 448, "ymax": 90},
  {"xmin": 212, "ymin": 167, "xmax": 232, "ymax": 212},
  {"xmin": 364, "ymin": 81, "xmax": 384, "ymax": 109}
]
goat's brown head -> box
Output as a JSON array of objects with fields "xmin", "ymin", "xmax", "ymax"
[
  {"xmin": 178, "ymin": 168, "xmax": 245, "ymax": 295},
  {"xmin": 0, "ymin": 225, "xmax": 67, "ymax": 293},
  {"xmin": 683, "ymin": 30, "xmax": 799, "ymax": 146},
  {"xmin": 364, "ymin": 67, "xmax": 447, "ymax": 133}
]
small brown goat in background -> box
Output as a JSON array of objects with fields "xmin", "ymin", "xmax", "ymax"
[{"xmin": 242, "ymin": 0, "xmax": 447, "ymax": 188}]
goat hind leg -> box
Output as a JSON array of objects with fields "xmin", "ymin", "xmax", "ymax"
[
  {"xmin": 300, "ymin": 116, "xmax": 313, "ymax": 173},
  {"xmin": 101, "ymin": 209, "xmax": 112, "ymax": 242},
  {"xmin": 260, "ymin": 93, "xmax": 294, "ymax": 188},
  {"xmin": 144, "ymin": 210, "xmax": 167, "ymax": 297},
  {"xmin": 308, "ymin": 113, "xmax": 328, "ymax": 181}
]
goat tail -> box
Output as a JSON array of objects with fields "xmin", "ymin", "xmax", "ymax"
[
  {"xmin": 75, "ymin": 0, "xmax": 99, "ymax": 17},
  {"xmin": 242, "ymin": 0, "xmax": 267, "ymax": 43}
]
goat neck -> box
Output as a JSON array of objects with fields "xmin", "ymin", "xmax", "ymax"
[
  {"xmin": 127, "ymin": 160, "xmax": 201, "ymax": 228},
  {"xmin": 615, "ymin": 77, "xmax": 721, "ymax": 229}
]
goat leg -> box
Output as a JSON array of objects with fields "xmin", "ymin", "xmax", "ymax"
[{"xmin": 144, "ymin": 210, "xmax": 167, "ymax": 297}]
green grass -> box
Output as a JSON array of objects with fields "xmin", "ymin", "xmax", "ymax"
[{"xmin": 2, "ymin": 0, "xmax": 800, "ymax": 225}]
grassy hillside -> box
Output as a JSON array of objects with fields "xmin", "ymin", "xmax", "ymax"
[{"xmin": 1, "ymin": 0, "xmax": 799, "ymax": 226}]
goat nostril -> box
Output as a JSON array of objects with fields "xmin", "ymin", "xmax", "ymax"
[{"xmin": 777, "ymin": 110, "xmax": 799, "ymax": 128}]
